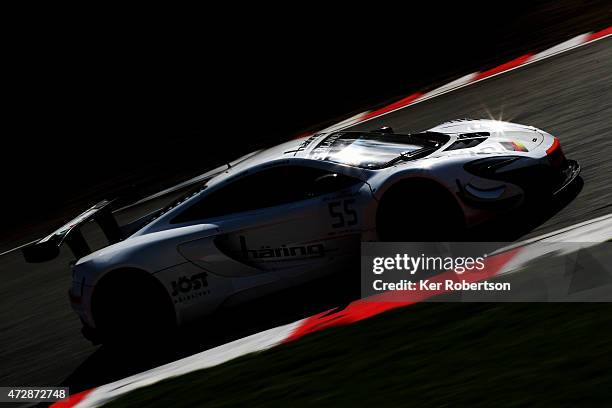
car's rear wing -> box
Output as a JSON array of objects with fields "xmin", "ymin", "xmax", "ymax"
[{"xmin": 22, "ymin": 200, "xmax": 122, "ymax": 263}]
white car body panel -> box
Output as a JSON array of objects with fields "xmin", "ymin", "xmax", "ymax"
[{"xmin": 66, "ymin": 120, "xmax": 574, "ymax": 330}]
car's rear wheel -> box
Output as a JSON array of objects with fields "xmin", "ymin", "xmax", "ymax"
[
  {"xmin": 91, "ymin": 269, "xmax": 176, "ymax": 345},
  {"xmin": 376, "ymin": 179, "xmax": 465, "ymax": 242}
]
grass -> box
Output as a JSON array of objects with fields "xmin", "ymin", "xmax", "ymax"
[{"xmin": 106, "ymin": 302, "xmax": 612, "ymax": 407}]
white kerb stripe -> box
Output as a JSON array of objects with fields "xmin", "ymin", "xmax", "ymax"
[{"xmin": 76, "ymin": 320, "xmax": 304, "ymax": 407}]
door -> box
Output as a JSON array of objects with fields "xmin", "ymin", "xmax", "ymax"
[{"xmin": 175, "ymin": 164, "xmax": 369, "ymax": 279}]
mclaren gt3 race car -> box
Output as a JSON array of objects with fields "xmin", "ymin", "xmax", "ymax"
[{"xmin": 23, "ymin": 120, "xmax": 580, "ymax": 342}]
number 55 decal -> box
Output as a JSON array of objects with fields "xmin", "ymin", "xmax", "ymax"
[{"xmin": 328, "ymin": 199, "xmax": 358, "ymax": 228}]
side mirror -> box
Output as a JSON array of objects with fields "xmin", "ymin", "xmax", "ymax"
[
  {"xmin": 311, "ymin": 173, "xmax": 344, "ymax": 195},
  {"xmin": 307, "ymin": 173, "xmax": 361, "ymax": 198}
]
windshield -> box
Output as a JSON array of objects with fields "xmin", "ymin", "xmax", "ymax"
[{"xmin": 309, "ymin": 132, "xmax": 447, "ymax": 169}]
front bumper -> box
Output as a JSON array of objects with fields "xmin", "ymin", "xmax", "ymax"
[{"xmin": 552, "ymin": 159, "xmax": 580, "ymax": 195}]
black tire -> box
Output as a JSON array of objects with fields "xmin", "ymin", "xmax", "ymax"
[
  {"xmin": 376, "ymin": 179, "xmax": 465, "ymax": 242},
  {"xmin": 91, "ymin": 269, "xmax": 176, "ymax": 345}
]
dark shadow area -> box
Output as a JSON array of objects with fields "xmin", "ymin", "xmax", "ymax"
[
  {"xmin": 59, "ymin": 267, "xmax": 360, "ymax": 394},
  {"xmin": 3, "ymin": 0, "xmax": 610, "ymax": 241}
]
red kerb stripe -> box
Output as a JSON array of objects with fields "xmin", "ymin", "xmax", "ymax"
[
  {"xmin": 587, "ymin": 26, "xmax": 612, "ymax": 42},
  {"xmin": 284, "ymin": 249, "xmax": 520, "ymax": 343},
  {"xmin": 474, "ymin": 54, "xmax": 533, "ymax": 81},
  {"xmin": 50, "ymin": 388, "xmax": 94, "ymax": 408},
  {"xmin": 362, "ymin": 93, "xmax": 423, "ymax": 120}
]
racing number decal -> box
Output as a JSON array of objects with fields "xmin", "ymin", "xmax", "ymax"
[{"xmin": 328, "ymin": 199, "xmax": 358, "ymax": 228}]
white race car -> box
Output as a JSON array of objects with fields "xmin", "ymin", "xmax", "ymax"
[{"xmin": 23, "ymin": 120, "xmax": 579, "ymax": 343}]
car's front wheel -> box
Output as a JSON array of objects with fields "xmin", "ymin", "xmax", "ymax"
[{"xmin": 376, "ymin": 179, "xmax": 465, "ymax": 242}]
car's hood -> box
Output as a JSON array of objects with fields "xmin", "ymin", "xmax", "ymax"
[
  {"xmin": 428, "ymin": 119, "xmax": 540, "ymax": 134},
  {"xmin": 427, "ymin": 119, "xmax": 549, "ymax": 157}
]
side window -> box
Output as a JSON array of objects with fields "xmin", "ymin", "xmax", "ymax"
[{"xmin": 172, "ymin": 166, "xmax": 361, "ymax": 223}]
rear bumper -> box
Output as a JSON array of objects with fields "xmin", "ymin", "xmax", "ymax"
[
  {"xmin": 70, "ymin": 291, "xmax": 99, "ymax": 344},
  {"xmin": 69, "ymin": 284, "xmax": 95, "ymax": 328},
  {"xmin": 81, "ymin": 322, "xmax": 102, "ymax": 344}
]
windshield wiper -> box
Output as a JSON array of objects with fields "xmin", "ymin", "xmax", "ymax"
[{"xmin": 384, "ymin": 145, "xmax": 440, "ymax": 167}]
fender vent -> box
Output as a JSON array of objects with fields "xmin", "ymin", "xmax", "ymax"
[
  {"xmin": 458, "ymin": 132, "xmax": 490, "ymax": 139},
  {"xmin": 445, "ymin": 134, "xmax": 489, "ymax": 151}
]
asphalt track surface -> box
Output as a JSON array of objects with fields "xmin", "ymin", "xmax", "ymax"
[{"xmin": 0, "ymin": 36, "xmax": 610, "ymax": 402}]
